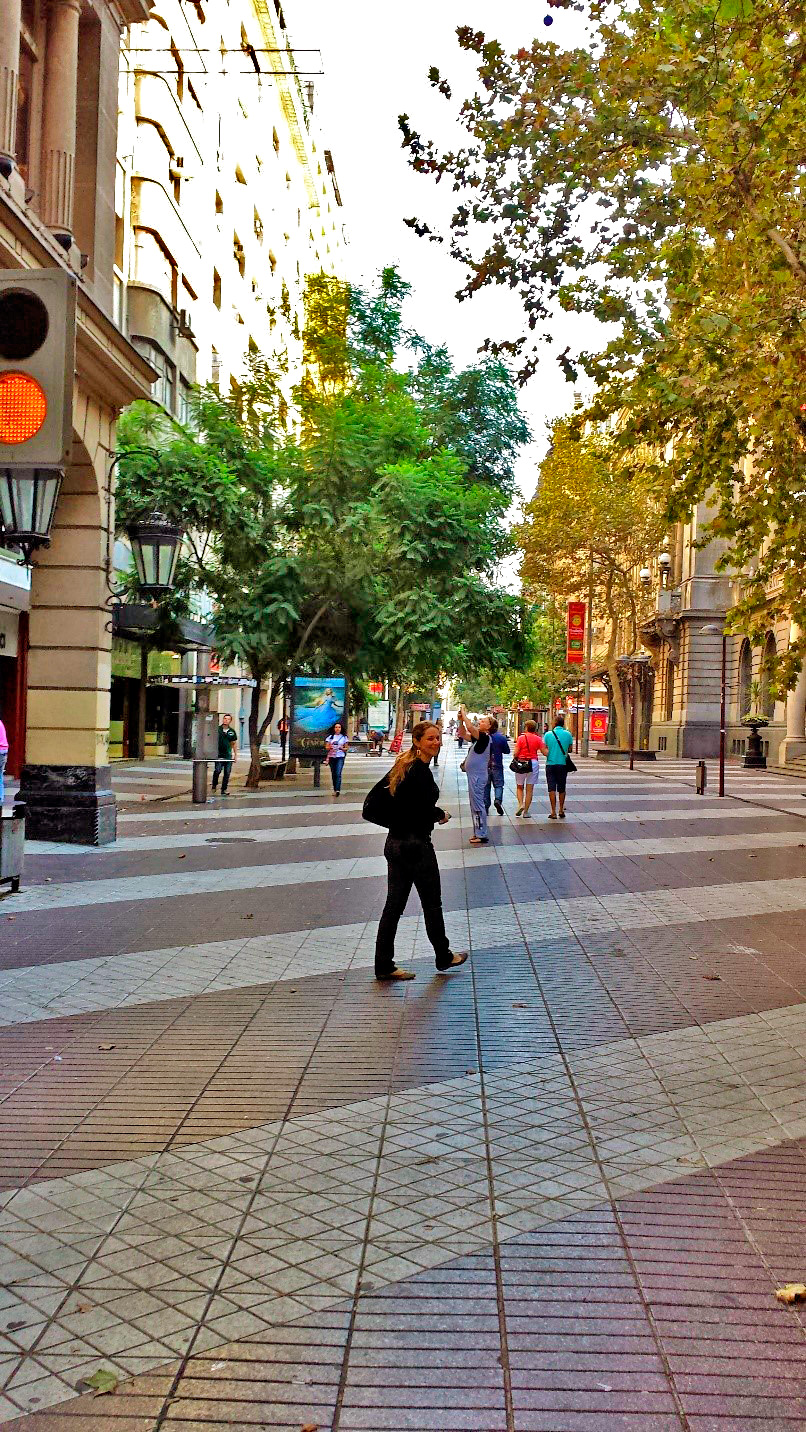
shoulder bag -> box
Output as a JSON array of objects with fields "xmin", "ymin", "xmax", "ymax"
[{"xmin": 510, "ymin": 734, "xmax": 535, "ymax": 775}]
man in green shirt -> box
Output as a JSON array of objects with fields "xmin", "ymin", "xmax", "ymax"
[
  {"xmin": 544, "ymin": 712, "xmax": 573, "ymax": 820},
  {"xmin": 212, "ymin": 713, "xmax": 238, "ymax": 796}
]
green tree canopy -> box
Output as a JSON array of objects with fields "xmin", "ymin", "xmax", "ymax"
[
  {"xmin": 401, "ymin": 4, "xmax": 805, "ymax": 674},
  {"xmin": 518, "ymin": 421, "xmax": 665, "ymax": 744},
  {"xmin": 115, "ymin": 270, "xmax": 530, "ymax": 781}
]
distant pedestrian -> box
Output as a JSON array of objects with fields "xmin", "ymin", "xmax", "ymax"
[
  {"xmin": 212, "ymin": 713, "xmax": 238, "ymax": 796},
  {"xmin": 278, "ymin": 715, "xmax": 289, "ymax": 761},
  {"xmin": 0, "ymin": 714, "xmax": 8, "ymax": 808},
  {"xmin": 512, "ymin": 720, "xmax": 547, "ymax": 820},
  {"xmin": 484, "ymin": 718, "xmax": 510, "ymax": 815},
  {"xmin": 432, "ymin": 717, "xmax": 443, "ymax": 767},
  {"xmin": 544, "ymin": 712, "xmax": 574, "ymax": 819},
  {"xmin": 325, "ymin": 722, "xmax": 348, "ymax": 795},
  {"xmin": 364, "ymin": 720, "xmax": 468, "ymax": 981},
  {"xmin": 457, "ymin": 706, "xmax": 492, "ymax": 845}
]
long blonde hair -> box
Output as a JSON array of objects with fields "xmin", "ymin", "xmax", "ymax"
[{"xmin": 389, "ymin": 721, "xmax": 438, "ymax": 794}]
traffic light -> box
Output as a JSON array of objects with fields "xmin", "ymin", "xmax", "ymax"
[{"xmin": 0, "ymin": 267, "xmax": 76, "ymax": 468}]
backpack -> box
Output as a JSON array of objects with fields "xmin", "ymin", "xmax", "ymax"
[{"xmin": 362, "ymin": 773, "xmax": 394, "ymax": 828}]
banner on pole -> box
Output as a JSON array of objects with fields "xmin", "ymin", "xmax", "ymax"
[
  {"xmin": 590, "ymin": 709, "xmax": 608, "ymax": 742},
  {"xmin": 566, "ymin": 601, "xmax": 586, "ymax": 664},
  {"xmin": 289, "ymin": 674, "xmax": 348, "ymax": 758}
]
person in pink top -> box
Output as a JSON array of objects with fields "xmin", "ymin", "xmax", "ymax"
[
  {"xmin": 0, "ymin": 716, "xmax": 8, "ymax": 809},
  {"xmin": 513, "ymin": 720, "xmax": 548, "ymax": 820}
]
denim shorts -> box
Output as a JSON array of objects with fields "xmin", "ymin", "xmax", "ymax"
[{"xmin": 545, "ymin": 763, "xmax": 567, "ymax": 794}]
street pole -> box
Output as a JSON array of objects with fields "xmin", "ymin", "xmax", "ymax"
[
  {"xmin": 719, "ymin": 633, "xmax": 727, "ymax": 797},
  {"xmin": 629, "ymin": 664, "xmax": 636, "ymax": 772},
  {"xmin": 581, "ymin": 551, "xmax": 594, "ymax": 757},
  {"xmin": 575, "ymin": 680, "xmax": 581, "ymax": 754}
]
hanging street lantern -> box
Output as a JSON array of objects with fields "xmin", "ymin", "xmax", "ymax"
[
  {"xmin": 126, "ymin": 510, "xmax": 183, "ymax": 596},
  {"xmin": 0, "ymin": 465, "xmax": 62, "ymax": 562}
]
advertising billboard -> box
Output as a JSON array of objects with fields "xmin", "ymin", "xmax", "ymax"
[
  {"xmin": 590, "ymin": 709, "xmax": 608, "ymax": 742},
  {"xmin": 566, "ymin": 600, "xmax": 586, "ymax": 664},
  {"xmin": 367, "ymin": 699, "xmax": 390, "ymax": 732},
  {"xmin": 289, "ymin": 675, "xmax": 348, "ymax": 758}
]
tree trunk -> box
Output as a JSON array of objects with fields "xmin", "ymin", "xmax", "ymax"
[
  {"xmin": 605, "ymin": 658, "xmax": 629, "ymax": 748},
  {"xmin": 245, "ymin": 671, "xmax": 283, "ymax": 788}
]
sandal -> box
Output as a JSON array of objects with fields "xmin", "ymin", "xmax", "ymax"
[{"xmin": 436, "ymin": 951, "xmax": 469, "ymax": 973}]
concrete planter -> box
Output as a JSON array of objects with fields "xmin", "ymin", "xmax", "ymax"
[{"xmin": 0, "ymin": 803, "xmax": 25, "ymax": 893}]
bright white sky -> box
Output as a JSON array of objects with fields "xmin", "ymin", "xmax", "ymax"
[{"xmin": 290, "ymin": 1, "xmax": 603, "ymax": 500}]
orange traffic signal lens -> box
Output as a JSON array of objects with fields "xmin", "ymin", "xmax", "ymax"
[{"xmin": 0, "ymin": 371, "xmax": 47, "ymax": 444}]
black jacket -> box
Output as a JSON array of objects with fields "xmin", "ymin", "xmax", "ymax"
[{"xmin": 363, "ymin": 758, "xmax": 446, "ymax": 838}]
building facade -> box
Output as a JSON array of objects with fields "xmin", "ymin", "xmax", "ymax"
[
  {"xmin": 0, "ymin": 0, "xmax": 155, "ymax": 841},
  {"xmin": 112, "ymin": 0, "xmax": 347, "ymax": 758}
]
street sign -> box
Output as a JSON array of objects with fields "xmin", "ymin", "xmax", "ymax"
[
  {"xmin": 148, "ymin": 675, "xmax": 257, "ymax": 687},
  {"xmin": 566, "ymin": 600, "xmax": 586, "ymax": 664}
]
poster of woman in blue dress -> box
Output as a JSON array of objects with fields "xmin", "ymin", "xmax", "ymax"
[{"xmin": 290, "ymin": 675, "xmax": 348, "ymax": 756}]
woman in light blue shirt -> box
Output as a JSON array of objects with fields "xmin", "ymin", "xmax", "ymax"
[{"xmin": 544, "ymin": 713, "xmax": 573, "ymax": 819}]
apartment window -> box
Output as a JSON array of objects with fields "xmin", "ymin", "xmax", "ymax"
[
  {"xmin": 657, "ymin": 735, "xmax": 667, "ymax": 752},
  {"xmin": 215, "ymin": 191, "xmax": 223, "ymax": 216},
  {"xmin": 170, "ymin": 40, "xmax": 184, "ymax": 101},
  {"xmin": 235, "ymin": 165, "xmax": 247, "ymax": 186},
  {"xmin": 233, "ymin": 233, "xmax": 245, "ymax": 276},
  {"xmin": 211, "ymin": 346, "xmax": 221, "ymax": 385},
  {"xmin": 268, "ymin": 250, "xmax": 277, "ymax": 274},
  {"xmin": 178, "ymin": 377, "xmax": 192, "ymax": 426},
  {"xmin": 664, "ymin": 658, "xmax": 674, "ymax": 722},
  {"xmin": 254, "ymin": 208, "xmax": 263, "ymax": 242},
  {"xmin": 16, "ymin": 34, "xmax": 37, "ymax": 184},
  {"xmin": 738, "ymin": 638, "xmax": 752, "ymax": 716},
  {"xmin": 134, "ymin": 339, "xmax": 175, "ymax": 412},
  {"xmin": 187, "ymin": 78, "xmax": 202, "ymax": 111},
  {"xmin": 212, "ymin": 268, "xmax": 221, "ymax": 308},
  {"xmin": 272, "ymin": 127, "xmax": 280, "ymax": 153}
]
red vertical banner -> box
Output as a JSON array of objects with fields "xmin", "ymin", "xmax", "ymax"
[{"xmin": 566, "ymin": 601, "xmax": 586, "ymax": 664}]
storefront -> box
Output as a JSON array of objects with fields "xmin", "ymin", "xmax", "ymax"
[
  {"xmin": 0, "ymin": 605, "xmax": 26, "ymax": 779},
  {"xmin": 110, "ymin": 639, "xmax": 183, "ymax": 758}
]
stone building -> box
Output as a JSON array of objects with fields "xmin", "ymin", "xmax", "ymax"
[
  {"xmin": 111, "ymin": 0, "xmax": 348, "ymax": 759},
  {"xmin": 0, "ymin": 0, "xmax": 155, "ymax": 841}
]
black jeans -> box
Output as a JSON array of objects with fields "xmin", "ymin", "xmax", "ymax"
[
  {"xmin": 375, "ymin": 835, "xmax": 451, "ymax": 976},
  {"xmin": 212, "ymin": 758, "xmax": 233, "ymax": 792}
]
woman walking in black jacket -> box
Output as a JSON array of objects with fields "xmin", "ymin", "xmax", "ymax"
[{"xmin": 371, "ymin": 721, "xmax": 468, "ymax": 982}]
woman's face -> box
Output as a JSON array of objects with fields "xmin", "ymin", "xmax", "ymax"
[
  {"xmin": 333, "ymin": 723, "xmax": 342, "ymax": 735},
  {"xmin": 417, "ymin": 726, "xmax": 441, "ymax": 759}
]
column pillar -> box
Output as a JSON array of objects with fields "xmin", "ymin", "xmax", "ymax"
[
  {"xmin": 40, "ymin": 0, "xmax": 80, "ymax": 246},
  {"xmin": 19, "ymin": 413, "xmax": 117, "ymax": 844},
  {"xmin": 0, "ymin": 0, "xmax": 21, "ymax": 175},
  {"xmin": 779, "ymin": 628, "xmax": 806, "ymax": 764}
]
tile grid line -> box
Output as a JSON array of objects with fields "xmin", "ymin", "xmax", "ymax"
[
  {"xmin": 505, "ymin": 885, "xmax": 694, "ymax": 1432},
  {"xmin": 643, "ymin": 761, "xmax": 806, "ymax": 821},
  {"xmin": 469, "ymin": 940, "xmax": 516, "ymax": 1432},
  {"xmin": 148, "ymin": 917, "xmax": 373, "ymax": 1431},
  {"xmin": 329, "ymin": 959, "xmax": 417, "ymax": 1432}
]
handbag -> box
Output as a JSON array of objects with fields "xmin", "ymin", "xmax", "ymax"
[
  {"xmin": 566, "ymin": 753, "xmax": 577, "ymax": 773},
  {"xmin": 362, "ymin": 775, "xmax": 394, "ymax": 828},
  {"xmin": 510, "ymin": 732, "xmax": 537, "ymax": 775}
]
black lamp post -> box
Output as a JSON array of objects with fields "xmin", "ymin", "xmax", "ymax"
[
  {"xmin": 126, "ymin": 511, "xmax": 183, "ymax": 597},
  {"xmin": 0, "ymin": 466, "xmax": 62, "ymax": 562}
]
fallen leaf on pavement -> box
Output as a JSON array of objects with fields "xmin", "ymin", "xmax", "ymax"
[
  {"xmin": 177, "ymin": 853, "xmax": 186, "ymax": 859},
  {"xmin": 83, "ymin": 1369, "xmax": 118, "ymax": 1396},
  {"xmin": 97, "ymin": 1044, "xmax": 116, "ymax": 1052},
  {"xmin": 703, "ymin": 974, "xmax": 721, "ymax": 981},
  {"xmin": 775, "ymin": 1284, "xmax": 806, "ymax": 1305},
  {"xmin": 512, "ymin": 1001, "xmax": 527, "ymax": 1008},
  {"xmin": 242, "ymin": 913, "xmax": 254, "ymax": 920},
  {"xmin": 301, "ymin": 1425, "xmax": 320, "ymax": 1432}
]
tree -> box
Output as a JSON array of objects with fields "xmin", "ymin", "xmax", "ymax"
[
  {"xmin": 518, "ymin": 421, "xmax": 665, "ymax": 745},
  {"xmin": 400, "ymin": 5, "xmax": 805, "ymax": 672},
  {"xmin": 116, "ymin": 270, "xmax": 530, "ymax": 783}
]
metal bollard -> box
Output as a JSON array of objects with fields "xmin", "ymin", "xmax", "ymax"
[{"xmin": 695, "ymin": 760, "xmax": 707, "ymax": 794}]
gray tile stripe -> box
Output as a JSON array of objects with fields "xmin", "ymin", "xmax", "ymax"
[
  {"xmin": 0, "ymin": 1002, "xmax": 804, "ymax": 1421},
  {"xmin": 26, "ymin": 819, "xmax": 806, "ymax": 860},
  {"xmin": 4, "ymin": 866, "xmax": 806, "ymax": 1027},
  {"xmin": 13, "ymin": 806, "xmax": 806, "ymax": 913}
]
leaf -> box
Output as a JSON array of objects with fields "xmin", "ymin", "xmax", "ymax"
[
  {"xmin": 83, "ymin": 1369, "xmax": 119, "ymax": 1396},
  {"xmin": 703, "ymin": 974, "xmax": 722, "ymax": 981},
  {"xmin": 775, "ymin": 1284, "xmax": 806, "ymax": 1305},
  {"xmin": 97, "ymin": 1045, "xmax": 116, "ymax": 1052},
  {"xmin": 301, "ymin": 1425, "xmax": 320, "ymax": 1432}
]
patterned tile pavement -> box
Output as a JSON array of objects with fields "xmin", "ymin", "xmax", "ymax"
[{"xmin": 0, "ymin": 744, "xmax": 805, "ymax": 1428}]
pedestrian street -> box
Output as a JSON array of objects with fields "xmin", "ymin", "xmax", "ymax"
[{"xmin": 0, "ymin": 748, "xmax": 805, "ymax": 1429}]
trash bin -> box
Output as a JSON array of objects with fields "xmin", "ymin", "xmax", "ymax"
[{"xmin": 0, "ymin": 801, "xmax": 25, "ymax": 893}]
